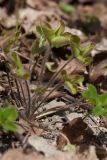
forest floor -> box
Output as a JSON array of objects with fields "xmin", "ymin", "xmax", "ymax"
[{"xmin": 1, "ymin": 0, "xmax": 107, "ymax": 159}]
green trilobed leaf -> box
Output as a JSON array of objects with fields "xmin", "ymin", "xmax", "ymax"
[
  {"xmin": 11, "ymin": 52, "xmax": 23, "ymax": 70},
  {"xmin": 31, "ymin": 39, "xmax": 46, "ymax": 54},
  {"xmin": 65, "ymin": 81, "xmax": 77, "ymax": 94},
  {"xmin": 71, "ymin": 74, "xmax": 84, "ymax": 86},
  {"xmin": 55, "ymin": 21, "xmax": 65, "ymax": 35},
  {"xmin": 51, "ymin": 36, "xmax": 69, "ymax": 48},
  {"xmin": 72, "ymin": 43, "xmax": 80, "ymax": 58},
  {"xmin": 82, "ymin": 84, "xmax": 98, "ymax": 105},
  {"xmin": 0, "ymin": 105, "xmax": 18, "ymax": 132},
  {"xmin": 2, "ymin": 105, "xmax": 18, "ymax": 121},
  {"xmin": 103, "ymin": 106, "xmax": 107, "ymax": 116},
  {"xmin": 71, "ymin": 34, "xmax": 80, "ymax": 46},
  {"xmin": 82, "ymin": 56, "xmax": 92, "ymax": 65},
  {"xmin": 81, "ymin": 43, "xmax": 95, "ymax": 56},
  {"xmin": 11, "ymin": 52, "xmax": 30, "ymax": 79},
  {"xmin": 36, "ymin": 25, "xmax": 44, "ymax": 37},
  {"xmin": 92, "ymin": 105, "xmax": 103, "ymax": 116},
  {"xmin": 45, "ymin": 62, "xmax": 55, "ymax": 72},
  {"xmin": 62, "ymin": 72, "xmax": 84, "ymax": 94},
  {"xmin": 39, "ymin": 22, "xmax": 55, "ymax": 42},
  {"xmin": 4, "ymin": 31, "xmax": 20, "ymax": 54},
  {"xmin": 3, "ymin": 121, "xmax": 18, "ymax": 132},
  {"xmin": 97, "ymin": 93, "xmax": 107, "ymax": 107}
]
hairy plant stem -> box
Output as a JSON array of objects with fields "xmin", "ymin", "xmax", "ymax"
[
  {"xmin": 6, "ymin": 72, "xmax": 20, "ymax": 108},
  {"xmin": 34, "ymin": 55, "xmax": 73, "ymax": 110},
  {"xmin": 30, "ymin": 82, "xmax": 63, "ymax": 118},
  {"xmin": 46, "ymin": 55, "xmax": 73, "ymax": 89},
  {"xmin": 38, "ymin": 44, "xmax": 51, "ymax": 85},
  {"xmin": 14, "ymin": 78, "xmax": 24, "ymax": 107},
  {"xmin": 25, "ymin": 80, "xmax": 31, "ymax": 117}
]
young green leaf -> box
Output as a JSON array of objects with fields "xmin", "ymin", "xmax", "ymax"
[
  {"xmin": 51, "ymin": 35, "xmax": 69, "ymax": 48},
  {"xmin": 59, "ymin": 2, "xmax": 75, "ymax": 14},
  {"xmin": 3, "ymin": 31, "xmax": 20, "ymax": 54},
  {"xmin": 65, "ymin": 81, "xmax": 77, "ymax": 94},
  {"xmin": 71, "ymin": 34, "xmax": 80, "ymax": 46},
  {"xmin": 82, "ymin": 84, "xmax": 98, "ymax": 105},
  {"xmin": 82, "ymin": 84, "xmax": 107, "ymax": 117},
  {"xmin": 97, "ymin": 93, "xmax": 107, "ymax": 107},
  {"xmin": 0, "ymin": 105, "xmax": 18, "ymax": 132},
  {"xmin": 11, "ymin": 52, "xmax": 30, "ymax": 79},
  {"xmin": 81, "ymin": 43, "xmax": 95, "ymax": 56},
  {"xmin": 92, "ymin": 105, "xmax": 103, "ymax": 116},
  {"xmin": 39, "ymin": 22, "xmax": 55, "ymax": 42},
  {"xmin": 62, "ymin": 72, "xmax": 84, "ymax": 94},
  {"xmin": 2, "ymin": 105, "xmax": 18, "ymax": 121},
  {"xmin": 3, "ymin": 121, "xmax": 18, "ymax": 132},
  {"xmin": 55, "ymin": 21, "xmax": 65, "ymax": 35},
  {"xmin": 31, "ymin": 39, "xmax": 46, "ymax": 54},
  {"xmin": 45, "ymin": 62, "xmax": 55, "ymax": 72}
]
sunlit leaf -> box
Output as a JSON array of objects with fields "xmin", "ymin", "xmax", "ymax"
[{"xmin": 51, "ymin": 36, "xmax": 69, "ymax": 48}]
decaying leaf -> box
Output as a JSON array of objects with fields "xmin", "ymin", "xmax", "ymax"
[
  {"xmin": 57, "ymin": 117, "xmax": 94, "ymax": 146},
  {"xmin": 90, "ymin": 59, "xmax": 107, "ymax": 81},
  {"xmin": 59, "ymin": 58, "xmax": 86, "ymax": 75}
]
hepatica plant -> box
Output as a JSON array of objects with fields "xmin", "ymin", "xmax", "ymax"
[
  {"xmin": 82, "ymin": 84, "xmax": 107, "ymax": 116},
  {"xmin": 32, "ymin": 20, "xmax": 95, "ymax": 65},
  {"xmin": 31, "ymin": 21, "xmax": 95, "ymax": 94}
]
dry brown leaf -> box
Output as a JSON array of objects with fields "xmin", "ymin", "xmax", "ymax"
[
  {"xmin": 90, "ymin": 59, "xmax": 107, "ymax": 81},
  {"xmin": 19, "ymin": 7, "xmax": 60, "ymax": 33},
  {"xmin": 57, "ymin": 117, "xmax": 94, "ymax": 146},
  {"xmin": 59, "ymin": 58, "xmax": 86, "ymax": 75},
  {"xmin": 0, "ymin": 8, "xmax": 16, "ymax": 28},
  {"xmin": 91, "ymin": 38, "xmax": 107, "ymax": 57},
  {"xmin": 26, "ymin": 0, "xmax": 58, "ymax": 10}
]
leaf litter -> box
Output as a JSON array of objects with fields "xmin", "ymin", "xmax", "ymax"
[{"xmin": 1, "ymin": 0, "xmax": 107, "ymax": 160}]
